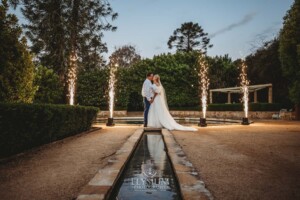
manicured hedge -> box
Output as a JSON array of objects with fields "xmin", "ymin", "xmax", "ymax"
[
  {"xmin": 169, "ymin": 106, "xmax": 200, "ymax": 111},
  {"xmin": 248, "ymin": 103, "xmax": 282, "ymax": 111},
  {"xmin": 207, "ymin": 103, "xmax": 281, "ymax": 111},
  {"xmin": 0, "ymin": 103, "xmax": 99, "ymax": 158},
  {"xmin": 208, "ymin": 103, "xmax": 243, "ymax": 111},
  {"xmin": 169, "ymin": 103, "xmax": 281, "ymax": 111}
]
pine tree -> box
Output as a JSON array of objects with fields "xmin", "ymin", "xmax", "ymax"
[
  {"xmin": 168, "ymin": 22, "xmax": 213, "ymax": 53},
  {"xmin": 0, "ymin": 0, "xmax": 36, "ymax": 103}
]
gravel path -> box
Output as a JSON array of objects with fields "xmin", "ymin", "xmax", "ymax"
[
  {"xmin": 0, "ymin": 125, "xmax": 138, "ymax": 200},
  {"xmin": 172, "ymin": 121, "xmax": 300, "ymax": 200}
]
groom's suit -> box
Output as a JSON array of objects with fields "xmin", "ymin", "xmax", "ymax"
[{"xmin": 141, "ymin": 79, "xmax": 154, "ymax": 127}]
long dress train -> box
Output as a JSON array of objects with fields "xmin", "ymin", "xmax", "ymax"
[{"xmin": 148, "ymin": 84, "xmax": 197, "ymax": 131}]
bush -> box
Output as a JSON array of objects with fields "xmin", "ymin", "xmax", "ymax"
[
  {"xmin": 0, "ymin": 103, "xmax": 99, "ymax": 158},
  {"xmin": 116, "ymin": 52, "xmax": 200, "ymax": 111},
  {"xmin": 249, "ymin": 103, "xmax": 281, "ymax": 111},
  {"xmin": 166, "ymin": 103, "xmax": 281, "ymax": 111},
  {"xmin": 207, "ymin": 103, "xmax": 281, "ymax": 111},
  {"xmin": 77, "ymin": 69, "xmax": 109, "ymax": 108},
  {"xmin": 208, "ymin": 104, "xmax": 243, "ymax": 111},
  {"xmin": 169, "ymin": 106, "xmax": 201, "ymax": 111},
  {"xmin": 33, "ymin": 65, "xmax": 64, "ymax": 104}
]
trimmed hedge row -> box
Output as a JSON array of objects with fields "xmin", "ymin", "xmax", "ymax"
[
  {"xmin": 248, "ymin": 103, "xmax": 282, "ymax": 111},
  {"xmin": 0, "ymin": 103, "xmax": 99, "ymax": 158},
  {"xmin": 208, "ymin": 103, "xmax": 281, "ymax": 111},
  {"xmin": 169, "ymin": 103, "xmax": 281, "ymax": 111}
]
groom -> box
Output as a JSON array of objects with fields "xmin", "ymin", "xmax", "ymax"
[{"xmin": 141, "ymin": 72, "xmax": 154, "ymax": 127}]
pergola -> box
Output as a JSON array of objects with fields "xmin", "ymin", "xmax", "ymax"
[{"xmin": 209, "ymin": 83, "xmax": 273, "ymax": 104}]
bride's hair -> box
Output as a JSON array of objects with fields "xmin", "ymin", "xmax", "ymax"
[
  {"xmin": 154, "ymin": 74, "xmax": 160, "ymax": 85},
  {"xmin": 154, "ymin": 74, "xmax": 169, "ymax": 110}
]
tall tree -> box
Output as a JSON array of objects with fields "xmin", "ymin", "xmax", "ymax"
[
  {"xmin": 279, "ymin": 0, "xmax": 300, "ymax": 119},
  {"xmin": 10, "ymin": 0, "xmax": 118, "ymax": 103},
  {"xmin": 0, "ymin": 0, "xmax": 36, "ymax": 103},
  {"xmin": 109, "ymin": 45, "xmax": 141, "ymax": 68},
  {"xmin": 167, "ymin": 22, "xmax": 213, "ymax": 53}
]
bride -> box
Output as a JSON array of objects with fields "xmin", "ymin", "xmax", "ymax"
[{"xmin": 147, "ymin": 75, "xmax": 197, "ymax": 131}]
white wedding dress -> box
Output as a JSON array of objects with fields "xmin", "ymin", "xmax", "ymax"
[{"xmin": 147, "ymin": 84, "xmax": 197, "ymax": 131}]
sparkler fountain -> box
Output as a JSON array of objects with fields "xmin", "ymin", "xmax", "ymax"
[
  {"xmin": 240, "ymin": 60, "xmax": 250, "ymax": 125},
  {"xmin": 68, "ymin": 53, "xmax": 78, "ymax": 105},
  {"xmin": 198, "ymin": 54, "xmax": 209, "ymax": 127},
  {"xmin": 106, "ymin": 63, "xmax": 118, "ymax": 126}
]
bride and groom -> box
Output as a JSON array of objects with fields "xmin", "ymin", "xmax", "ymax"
[{"xmin": 141, "ymin": 72, "xmax": 197, "ymax": 131}]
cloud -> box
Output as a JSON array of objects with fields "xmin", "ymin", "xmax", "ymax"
[{"xmin": 210, "ymin": 12, "xmax": 257, "ymax": 38}]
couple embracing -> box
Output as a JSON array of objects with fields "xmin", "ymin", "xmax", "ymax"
[{"xmin": 141, "ymin": 72, "xmax": 197, "ymax": 131}]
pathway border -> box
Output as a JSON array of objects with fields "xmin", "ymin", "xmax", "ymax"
[
  {"xmin": 76, "ymin": 128, "xmax": 143, "ymax": 200},
  {"xmin": 162, "ymin": 129, "xmax": 214, "ymax": 200}
]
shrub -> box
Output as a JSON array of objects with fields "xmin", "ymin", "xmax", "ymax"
[
  {"xmin": 77, "ymin": 69, "xmax": 108, "ymax": 108},
  {"xmin": 207, "ymin": 103, "xmax": 281, "ymax": 111},
  {"xmin": 118, "ymin": 52, "xmax": 200, "ymax": 111},
  {"xmin": 169, "ymin": 106, "xmax": 201, "ymax": 111},
  {"xmin": 208, "ymin": 104, "xmax": 243, "ymax": 111},
  {"xmin": 33, "ymin": 65, "xmax": 64, "ymax": 104},
  {"xmin": 167, "ymin": 103, "xmax": 282, "ymax": 111},
  {"xmin": 0, "ymin": 103, "xmax": 98, "ymax": 158},
  {"xmin": 249, "ymin": 103, "xmax": 281, "ymax": 111}
]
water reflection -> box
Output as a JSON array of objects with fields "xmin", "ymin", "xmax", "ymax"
[{"xmin": 109, "ymin": 133, "xmax": 182, "ymax": 200}]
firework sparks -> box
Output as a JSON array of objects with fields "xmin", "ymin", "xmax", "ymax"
[
  {"xmin": 68, "ymin": 53, "xmax": 78, "ymax": 105},
  {"xmin": 108, "ymin": 64, "xmax": 118, "ymax": 118},
  {"xmin": 240, "ymin": 60, "xmax": 250, "ymax": 118},
  {"xmin": 198, "ymin": 54, "xmax": 210, "ymax": 119}
]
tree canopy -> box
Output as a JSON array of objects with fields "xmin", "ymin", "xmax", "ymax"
[
  {"xmin": 10, "ymin": 0, "xmax": 118, "ymax": 103},
  {"xmin": 279, "ymin": 0, "xmax": 300, "ymax": 105},
  {"xmin": 109, "ymin": 45, "xmax": 141, "ymax": 68},
  {"xmin": 246, "ymin": 39, "xmax": 291, "ymax": 105}
]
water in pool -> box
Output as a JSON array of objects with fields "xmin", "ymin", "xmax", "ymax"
[{"xmin": 109, "ymin": 132, "xmax": 182, "ymax": 200}]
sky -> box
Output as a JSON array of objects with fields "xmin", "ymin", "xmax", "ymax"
[
  {"xmin": 103, "ymin": 0, "xmax": 294, "ymax": 60},
  {"xmin": 11, "ymin": 0, "xmax": 294, "ymax": 60}
]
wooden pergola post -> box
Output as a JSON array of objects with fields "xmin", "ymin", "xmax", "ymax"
[
  {"xmin": 254, "ymin": 90, "xmax": 258, "ymax": 103},
  {"xmin": 227, "ymin": 92, "xmax": 231, "ymax": 104},
  {"xmin": 268, "ymin": 86, "xmax": 273, "ymax": 103}
]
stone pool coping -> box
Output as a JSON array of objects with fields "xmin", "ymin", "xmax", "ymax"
[
  {"xmin": 162, "ymin": 129, "xmax": 213, "ymax": 200},
  {"xmin": 97, "ymin": 110, "xmax": 284, "ymax": 120},
  {"xmin": 76, "ymin": 128, "xmax": 144, "ymax": 200},
  {"xmin": 76, "ymin": 127, "xmax": 213, "ymax": 200}
]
